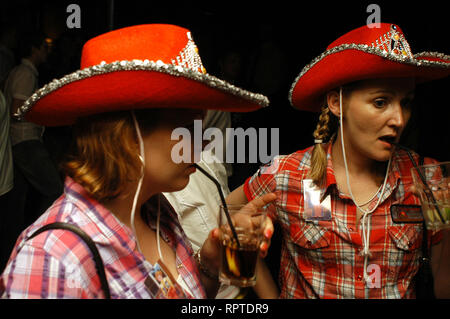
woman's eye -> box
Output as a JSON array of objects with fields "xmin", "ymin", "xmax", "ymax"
[{"xmin": 373, "ymin": 98, "xmax": 387, "ymax": 108}]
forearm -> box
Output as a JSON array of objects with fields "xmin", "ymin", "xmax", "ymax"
[
  {"xmin": 431, "ymin": 229, "xmax": 450, "ymax": 298},
  {"xmin": 197, "ymin": 264, "xmax": 220, "ymax": 298},
  {"xmin": 195, "ymin": 231, "xmax": 221, "ymax": 298},
  {"xmin": 252, "ymin": 257, "xmax": 279, "ymax": 298},
  {"xmin": 198, "ymin": 192, "xmax": 277, "ymax": 298},
  {"xmin": 226, "ymin": 184, "xmax": 249, "ymax": 205}
]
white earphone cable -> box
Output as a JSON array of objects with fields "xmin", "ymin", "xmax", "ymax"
[
  {"xmin": 130, "ymin": 111, "xmax": 145, "ymax": 254},
  {"xmin": 131, "ymin": 111, "xmax": 164, "ymax": 262},
  {"xmin": 338, "ymin": 87, "xmax": 392, "ymax": 284},
  {"xmin": 156, "ymin": 194, "xmax": 164, "ymax": 262}
]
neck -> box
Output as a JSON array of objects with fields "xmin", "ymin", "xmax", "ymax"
[
  {"xmin": 102, "ymin": 179, "xmax": 156, "ymax": 229},
  {"xmin": 332, "ymin": 133, "xmax": 383, "ymax": 181}
]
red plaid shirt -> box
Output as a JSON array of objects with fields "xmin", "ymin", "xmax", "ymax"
[
  {"xmin": 1, "ymin": 177, "xmax": 206, "ymax": 299},
  {"xmin": 244, "ymin": 143, "xmax": 441, "ymax": 299}
]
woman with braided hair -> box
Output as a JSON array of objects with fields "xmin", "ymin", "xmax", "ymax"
[{"xmin": 227, "ymin": 23, "xmax": 450, "ymax": 298}]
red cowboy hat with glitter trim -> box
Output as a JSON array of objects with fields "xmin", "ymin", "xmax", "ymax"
[
  {"xmin": 289, "ymin": 23, "xmax": 450, "ymax": 112},
  {"xmin": 17, "ymin": 24, "xmax": 269, "ymax": 126}
]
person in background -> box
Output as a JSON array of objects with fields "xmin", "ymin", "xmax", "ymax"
[
  {"xmin": 0, "ymin": 24, "xmax": 17, "ymax": 89},
  {"xmin": 0, "ymin": 89, "xmax": 13, "ymax": 271},
  {"xmin": 2, "ymin": 31, "xmax": 64, "ymax": 268}
]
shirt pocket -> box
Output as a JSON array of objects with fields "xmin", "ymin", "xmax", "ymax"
[
  {"xmin": 388, "ymin": 224, "xmax": 422, "ymax": 251},
  {"xmin": 288, "ymin": 222, "xmax": 333, "ymax": 267},
  {"xmin": 291, "ymin": 223, "xmax": 330, "ymax": 249},
  {"xmin": 386, "ymin": 224, "xmax": 422, "ymax": 281}
]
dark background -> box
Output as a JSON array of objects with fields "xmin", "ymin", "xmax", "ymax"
[
  {"xmin": 1, "ymin": 0, "xmax": 449, "ymax": 297},
  {"xmin": 2, "ymin": 0, "xmax": 449, "ymax": 174}
]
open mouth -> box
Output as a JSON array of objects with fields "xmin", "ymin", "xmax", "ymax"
[{"xmin": 378, "ymin": 135, "xmax": 397, "ymax": 146}]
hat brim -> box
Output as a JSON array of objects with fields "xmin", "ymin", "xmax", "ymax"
[
  {"xmin": 20, "ymin": 61, "xmax": 269, "ymax": 126},
  {"xmin": 289, "ymin": 46, "xmax": 450, "ymax": 112}
]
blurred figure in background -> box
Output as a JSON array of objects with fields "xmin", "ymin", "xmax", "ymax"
[
  {"xmin": 0, "ymin": 24, "xmax": 17, "ymax": 89},
  {"xmin": 0, "ymin": 88, "xmax": 13, "ymax": 271},
  {"xmin": 1, "ymin": 31, "xmax": 63, "ymax": 270}
]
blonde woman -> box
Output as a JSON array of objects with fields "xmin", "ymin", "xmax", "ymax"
[{"xmin": 227, "ymin": 23, "xmax": 450, "ymax": 298}]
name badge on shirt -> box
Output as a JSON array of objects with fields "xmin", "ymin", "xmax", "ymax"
[
  {"xmin": 144, "ymin": 260, "xmax": 187, "ymax": 299},
  {"xmin": 303, "ymin": 179, "xmax": 332, "ymax": 221},
  {"xmin": 390, "ymin": 204, "xmax": 424, "ymax": 224}
]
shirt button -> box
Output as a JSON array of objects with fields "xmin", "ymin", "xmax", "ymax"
[
  {"xmin": 357, "ymin": 275, "xmax": 363, "ymax": 281},
  {"xmin": 349, "ymin": 227, "xmax": 354, "ymax": 232}
]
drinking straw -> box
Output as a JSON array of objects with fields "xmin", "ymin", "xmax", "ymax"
[
  {"xmin": 393, "ymin": 142, "xmax": 445, "ymax": 223},
  {"xmin": 194, "ymin": 164, "xmax": 241, "ymax": 247}
]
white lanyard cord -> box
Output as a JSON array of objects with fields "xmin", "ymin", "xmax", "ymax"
[
  {"xmin": 338, "ymin": 87, "xmax": 392, "ymax": 284},
  {"xmin": 130, "ymin": 110, "xmax": 145, "ymax": 254},
  {"xmin": 156, "ymin": 194, "xmax": 164, "ymax": 262},
  {"xmin": 131, "ymin": 111, "xmax": 164, "ymax": 262}
]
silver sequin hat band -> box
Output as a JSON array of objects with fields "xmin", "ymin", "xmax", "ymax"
[
  {"xmin": 289, "ymin": 23, "xmax": 450, "ymax": 112},
  {"xmin": 16, "ymin": 24, "xmax": 269, "ymax": 126}
]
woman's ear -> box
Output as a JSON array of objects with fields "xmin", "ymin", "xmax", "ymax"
[{"xmin": 326, "ymin": 90, "xmax": 341, "ymax": 117}]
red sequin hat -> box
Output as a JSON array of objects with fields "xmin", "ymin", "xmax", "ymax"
[
  {"xmin": 17, "ymin": 24, "xmax": 269, "ymax": 126},
  {"xmin": 289, "ymin": 23, "xmax": 450, "ymax": 112}
]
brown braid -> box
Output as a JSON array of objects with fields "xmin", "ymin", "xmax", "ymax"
[
  {"xmin": 309, "ymin": 106, "xmax": 332, "ymax": 186},
  {"xmin": 313, "ymin": 106, "xmax": 331, "ymax": 142}
]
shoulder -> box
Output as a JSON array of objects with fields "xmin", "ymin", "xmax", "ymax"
[
  {"xmin": 244, "ymin": 146, "xmax": 313, "ymax": 198},
  {"xmin": 7, "ymin": 66, "xmax": 36, "ymax": 97},
  {"xmin": 256, "ymin": 145, "xmax": 314, "ymax": 177},
  {"xmin": 17, "ymin": 194, "xmax": 104, "ymax": 265},
  {"xmin": 280, "ymin": 146, "xmax": 314, "ymax": 171},
  {"xmin": 1, "ymin": 243, "xmax": 88, "ymax": 298},
  {"xmin": 10, "ymin": 63, "xmax": 34, "ymax": 80},
  {"xmin": 2, "ymin": 204, "xmax": 96, "ymax": 298}
]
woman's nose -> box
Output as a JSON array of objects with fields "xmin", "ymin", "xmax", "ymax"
[{"xmin": 388, "ymin": 102, "xmax": 408, "ymax": 129}]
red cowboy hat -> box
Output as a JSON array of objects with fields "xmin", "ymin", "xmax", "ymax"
[
  {"xmin": 289, "ymin": 23, "xmax": 450, "ymax": 112},
  {"xmin": 16, "ymin": 24, "xmax": 269, "ymax": 126}
]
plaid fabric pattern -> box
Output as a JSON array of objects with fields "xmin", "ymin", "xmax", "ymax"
[
  {"xmin": 0, "ymin": 177, "xmax": 206, "ymax": 299},
  {"xmin": 244, "ymin": 143, "xmax": 441, "ymax": 299}
]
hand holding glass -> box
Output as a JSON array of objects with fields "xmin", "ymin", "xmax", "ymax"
[
  {"xmin": 218, "ymin": 204, "xmax": 267, "ymax": 287},
  {"xmin": 411, "ymin": 161, "xmax": 450, "ymax": 230}
]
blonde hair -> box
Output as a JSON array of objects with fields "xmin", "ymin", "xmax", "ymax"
[{"xmin": 62, "ymin": 110, "xmax": 160, "ymax": 202}]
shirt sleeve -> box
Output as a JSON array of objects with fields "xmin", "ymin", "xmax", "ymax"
[
  {"xmin": 1, "ymin": 243, "xmax": 91, "ymax": 299},
  {"xmin": 243, "ymin": 158, "xmax": 280, "ymax": 220}
]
